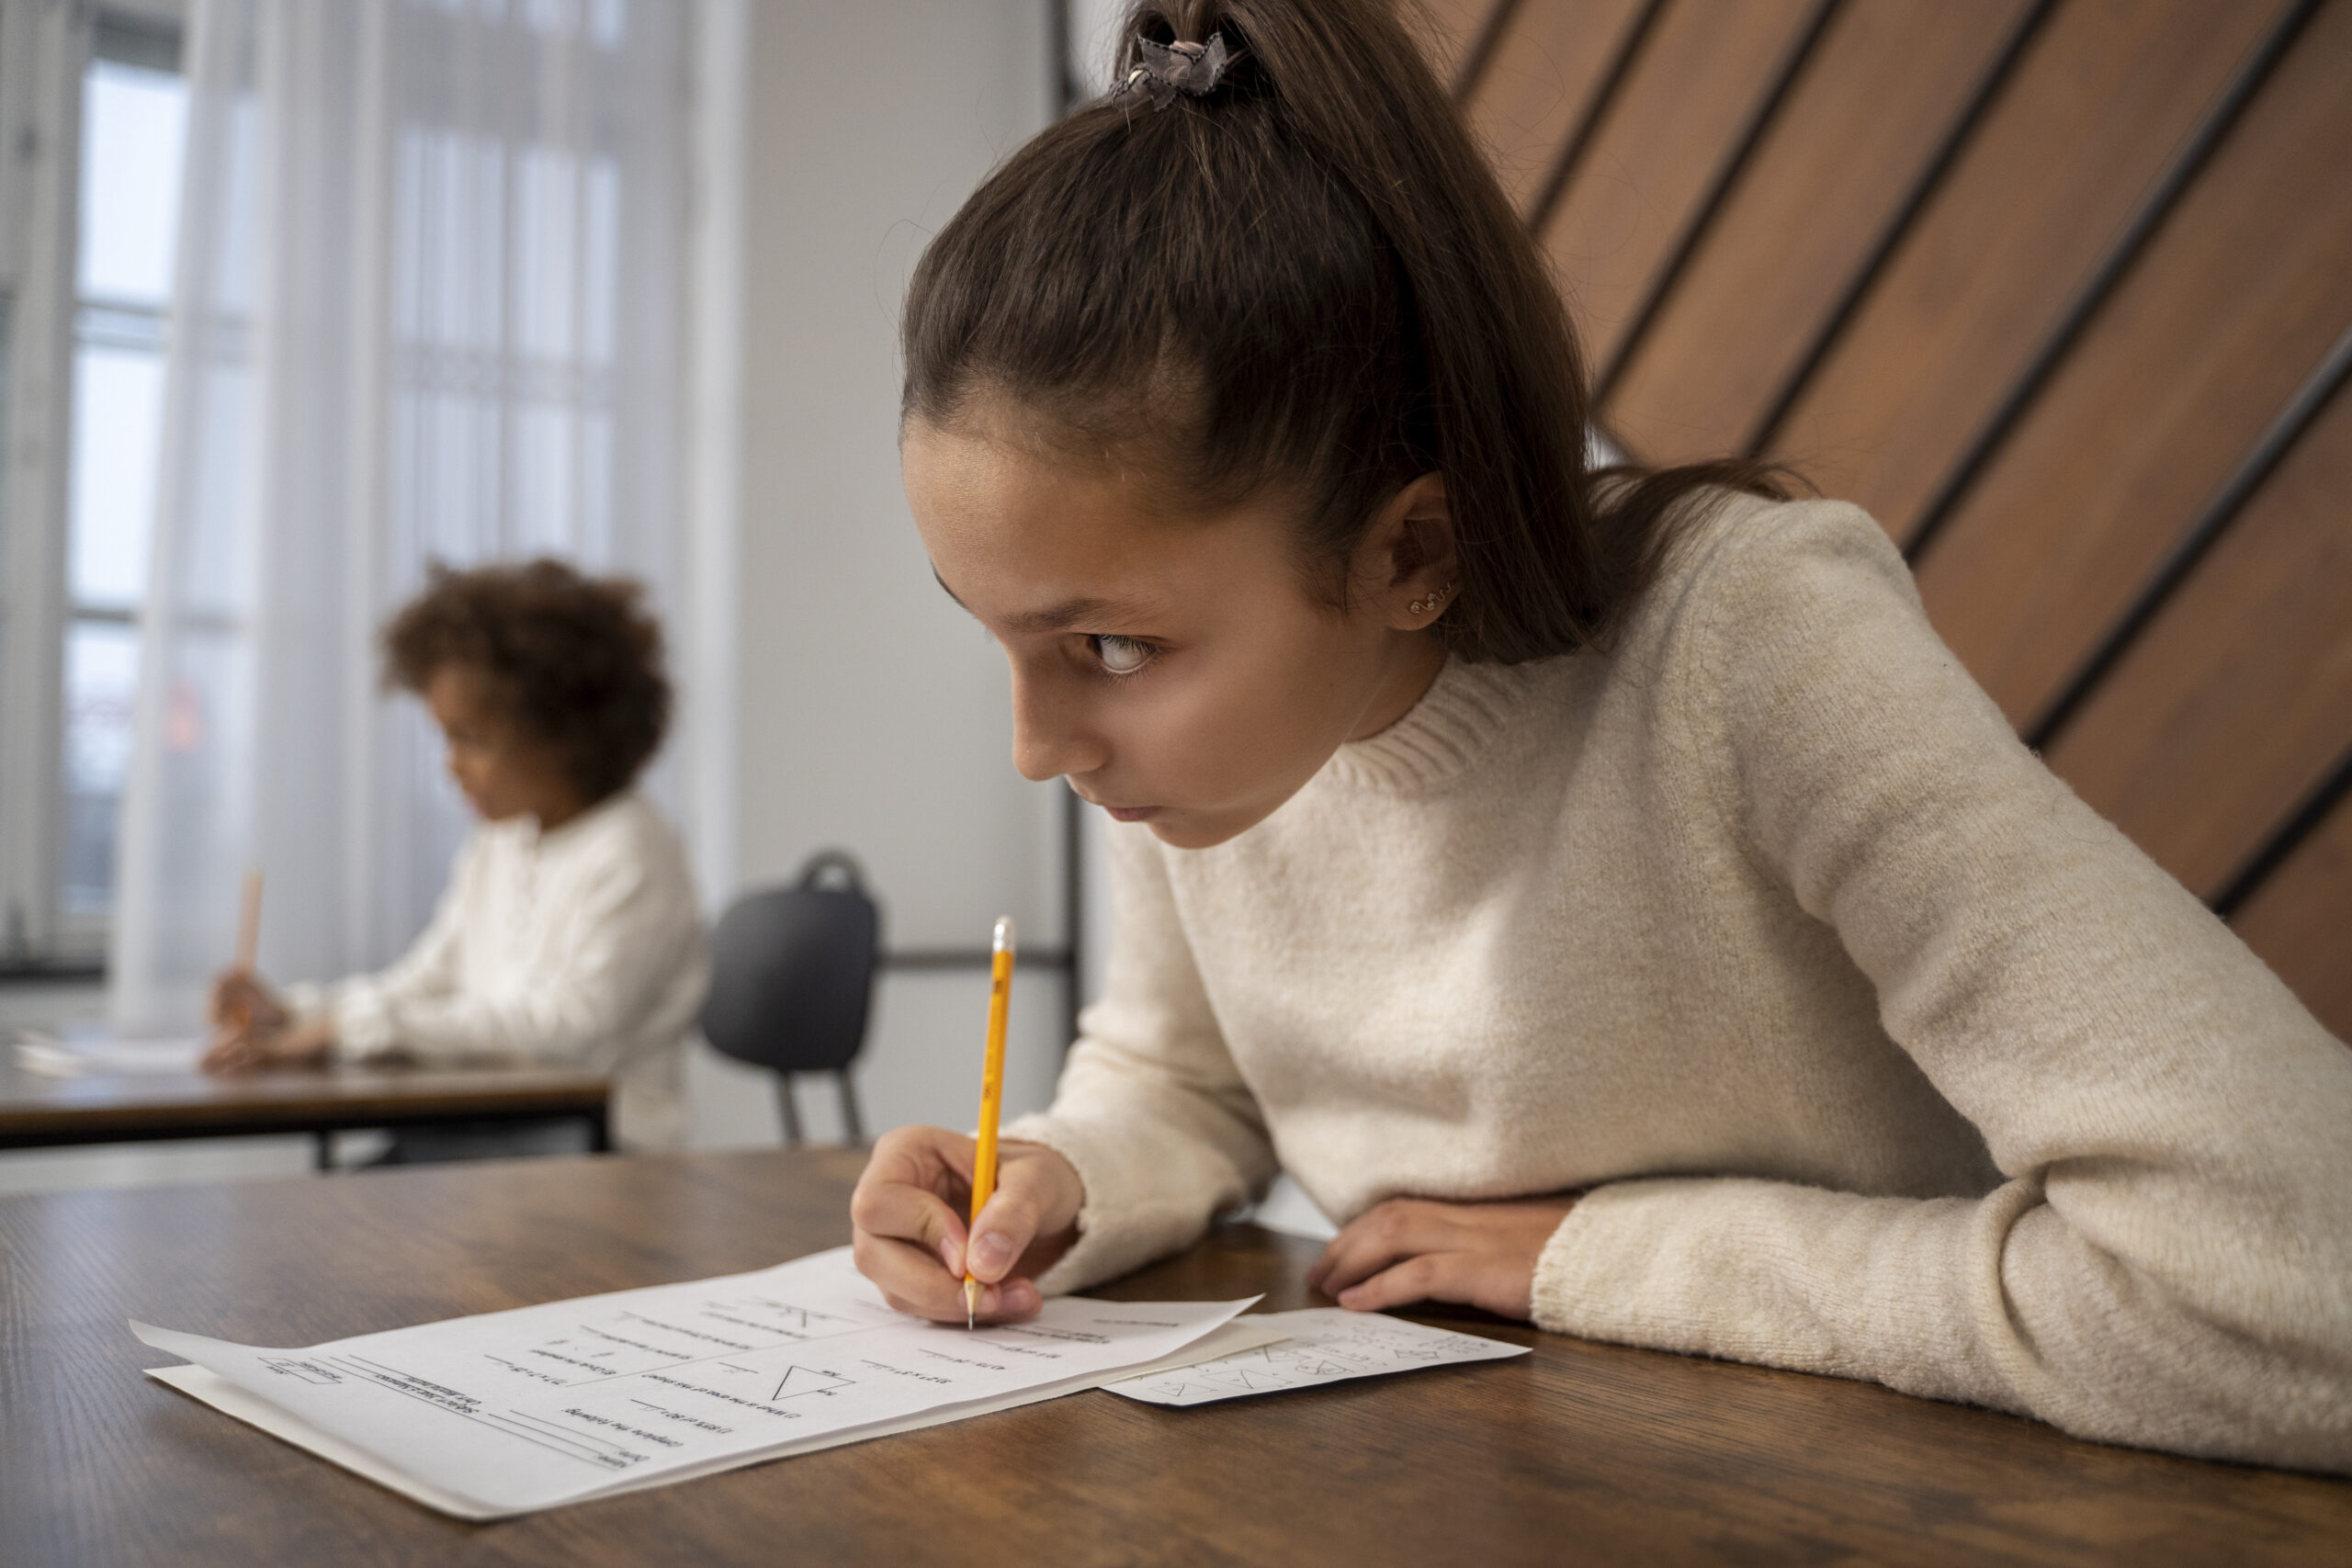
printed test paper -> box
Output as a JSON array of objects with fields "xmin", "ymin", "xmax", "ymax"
[
  {"xmin": 1102, "ymin": 1307, "xmax": 1526, "ymax": 1405},
  {"xmin": 135, "ymin": 1247, "xmax": 1255, "ymax": 1517}
]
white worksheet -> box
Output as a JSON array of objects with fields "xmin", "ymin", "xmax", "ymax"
[
  {"xmin": 135, "ymin": 1247, "xmax": 1258, "ymax": 1517},
  {"xmin": 14, "ymin": 1030, "xmax": 205, "ymax": 1076},
  {"xmin": 1102, "ymin": 1307, "xmax": 1526, "ymax": 1405}
]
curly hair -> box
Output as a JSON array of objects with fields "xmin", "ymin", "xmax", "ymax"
[{"xmin": 382, "ymin": 558, "xmax": 672, "ymax": 803}]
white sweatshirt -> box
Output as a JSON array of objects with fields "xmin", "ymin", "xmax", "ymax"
[
  {"xmin": 1005, "ymin": 493, "xmax": 2352, "ymax": 1473},
  {"xmin": 291, "ymin": 790, "xmax": 708, "ymax": 1149}
]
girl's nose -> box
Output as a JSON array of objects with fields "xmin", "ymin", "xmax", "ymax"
[{"xmin": 1010, "ymin": 669, "xmax": 1107, "ymax": 783}]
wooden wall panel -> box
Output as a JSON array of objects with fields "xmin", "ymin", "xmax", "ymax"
[
  {"xmin": 1538, "ymin": 0, "xmax": 1819, "ymax": 378},
  {"xmin": 2042, "ymin": 390, "xmax": 2352, "ymax": 899},
  {"xmin": 1764, "ymin": 0, "xmax": 2285, "ymax": 541},
  {"xmin": 1460, "ymin": 0, "xmax": 1648, "ymax": 219},
  {"xmin": 1478, "ymin": 0, "xmax": 2348, "ymax": 1019},
  {"xmin": 1405, "ymin": 0, "xmax": 1507, "ymax": 94},
  {"xmin": 2231, "ymin": 795, "xmax": 2352, "ymax": 1043},
  {"xmin": 1911, "ymin": 0, "xmax": 2352, "ymax": 730},
  {"xmin": 1599, "ymin": 0, "xmax": 2030, "ymax": 465}
]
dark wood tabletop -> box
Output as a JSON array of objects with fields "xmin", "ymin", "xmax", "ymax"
[
  {"xmin": 0, "ymin": 1054, "xmax": 610, "ymax": 1151},
  {"xmin": 2, "ymin": 1147, "xmax": 2345, "ymax": 1567}
]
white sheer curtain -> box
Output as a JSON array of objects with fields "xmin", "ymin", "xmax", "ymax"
[{"xmin": 113, "ymin": 0, "xmax": 690, "ymax": 1030}]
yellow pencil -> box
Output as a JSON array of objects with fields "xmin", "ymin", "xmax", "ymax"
[
  {"xmin": 964, "ymin": 916, "xmax": 1016, "ymax": 1328},
  {"xmin": 233, "ymin": 866, "xmax": 264, "ymax": 974},
  {"xmin": 229, "ymin": 867, "xmax": 264, "ymax": 1030}
]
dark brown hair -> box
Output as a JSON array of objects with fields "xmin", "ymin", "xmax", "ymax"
[
  {"xmin": 383, "ymin": 558, "xmax": 671, "ymax": 802},
  {"xmin": 901, "ymin": 0, "xmax": 1789, "ymax": 662}
]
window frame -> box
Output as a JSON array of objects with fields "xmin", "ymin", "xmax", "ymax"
[{"xmin": 0, "ymin": 0, "xmax": 185, "ymax": 975}]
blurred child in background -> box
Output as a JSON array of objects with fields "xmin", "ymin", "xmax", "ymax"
[{"xmin": 204, "ymin": 559, "xmax": 708, "ymax": 1156}]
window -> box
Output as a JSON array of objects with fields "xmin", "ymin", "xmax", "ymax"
[
  {"xmin": 67, "ymin": 20, "xmax": 186, "ymax": 931},
  {"xmin": 0, "ymin": 6, "xmax": 185, "ymax": 970}
]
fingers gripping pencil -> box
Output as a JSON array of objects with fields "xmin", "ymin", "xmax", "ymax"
[{"xmin": 965, "ymin": 917, "xmax": 1015, "ymax": 1328}]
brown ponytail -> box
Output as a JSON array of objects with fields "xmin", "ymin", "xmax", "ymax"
[{"xmin": 901, "ymin": 0, "xmax": 1789, "ymax": 662}]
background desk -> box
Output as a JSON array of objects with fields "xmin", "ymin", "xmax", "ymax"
[
  {"xmin": 0, "ymin": 1056, "xmax": 610, "ymax": 1168},
  {"xmin": 2, "ymin": 1147, "xmax": 2344, "ymax": 1566}
]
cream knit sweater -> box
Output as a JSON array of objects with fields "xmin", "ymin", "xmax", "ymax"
[
  {"xmin": 290, "ymin": 791, "xmax": 708, "ymax": 1150},
  {"xmin": 1005, "ymin": 493, "xmax": 2352, "ymax": 1473}
]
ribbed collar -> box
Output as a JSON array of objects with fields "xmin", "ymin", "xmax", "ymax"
[{"xmin": 1320, "ymin": 657, "xmax": 1544, "ymax": 795}]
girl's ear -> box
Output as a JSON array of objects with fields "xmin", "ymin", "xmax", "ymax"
[{"xmin": 1354, "ymin": 473, "xmax": 1457, "ymax": 628}]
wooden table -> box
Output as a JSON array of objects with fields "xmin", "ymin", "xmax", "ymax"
[
  {"xmin": 1, "ymin": 1148, "xmax": 2344, "ymax": 1566},
  {"xmin": 0, "ymin": 1055, "xmax": 611, "ymax": 1168}
]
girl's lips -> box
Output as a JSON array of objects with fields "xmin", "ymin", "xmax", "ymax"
[{"xmin": 1103, "ymin": 805, "xmax": 1161, "ymax": 823}]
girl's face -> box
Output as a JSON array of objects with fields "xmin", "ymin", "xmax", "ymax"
[
  {"xmin": 423, "ymin": 663, "xmax": 587, "ymax": 829},
  {"xmin": 904, "ymin": 412, "xmax": 1454, "ymax": 850}
]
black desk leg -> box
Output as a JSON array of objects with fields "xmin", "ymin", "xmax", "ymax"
[
  {"xmin": 586, "ymin": 1108, "xmax": 611, "ymax": 1154},
  {"xmin": 313, "ymin": 1131, "xmax": 334, "ymax": 1172}
]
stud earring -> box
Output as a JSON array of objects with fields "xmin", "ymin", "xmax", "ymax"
[{"xmin": 1408, "ymin": 582, "xmax": 1455, "ymax": 616}]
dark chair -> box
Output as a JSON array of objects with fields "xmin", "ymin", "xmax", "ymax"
[{"xmin": 700, "ymin": 851, "xmax": 880, "ymax": 1145}]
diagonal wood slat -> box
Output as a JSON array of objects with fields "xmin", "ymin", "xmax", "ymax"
[
  {"xmin": 1537, "ymin": 0, "xmax": 1821, "ymax": 378},
  {"xmin": 1599, "ymin": 0, "xmax": 2035, "ymax": 466},
  {"xmin": 1762, "ymin": 0, "xmax": 2293, "ymax": 544},
  {"xmin": 2230, "ymin": 787, "xmax": 2352, "ymax": 1040},
  {"xmin": 1460, "ymin": 0, "xmax": 1651, "ymax": 219},
  {"xmin": 2041, "ymin": 379, "xmax": 2352, "ymax": 903},
  {"xmin": 1405, "ymin": 0, "xmax": 1514, "ymax": 96},
  {"xmin": 1910, "ymin": 0, "xmax": 2352, "ymax": 731},
  {"xmin": 2029, "ymin": 319, "xmax": 2352, "ymax": 752}
]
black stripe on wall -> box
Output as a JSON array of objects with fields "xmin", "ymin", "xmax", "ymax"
[
  {"xmin": 1449, "ymin": 0, "xmax": 1524, "ymax": 103},
  {"xmin": 1592, "ymin": 0, "xmax": 1846, "ymax": 405},
  {"xmin": 2215, "ymin": 744, "xmax": 2352, "ymax": 920},
  {"xmin": 2027, "ymin": 316, "xmax": 2352, "ymax": 750},
  {"xmin": 1744, "ymin": 0, "xmax": 2064, "ymax": 457},
  {"xmin": 1523, "ymin": 0, "xmax": 1673, "ymax": 232},
  {"xmin": 1900, "ymin": 0, "xmax": 2324, "ymax": 565}
]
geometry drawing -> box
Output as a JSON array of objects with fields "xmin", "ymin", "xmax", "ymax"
[{"xmin": 770, "ymin": 1364, "xmax": 854, "ymax": 1402}]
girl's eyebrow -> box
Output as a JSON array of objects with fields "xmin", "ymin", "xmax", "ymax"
[{"xmin": 931, "ymin": 569, "xmax": 1156, "ymax": 633}]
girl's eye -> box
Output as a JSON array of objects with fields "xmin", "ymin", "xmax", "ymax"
[{"xmin": 1089, "ymin": 634, "xmax": 1156, "ymax": 676}]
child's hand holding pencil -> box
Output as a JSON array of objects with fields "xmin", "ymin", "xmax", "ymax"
[
  {"xmin": 850, "ymin": 1128, "xmax": 1082, "ymax": 1323},
  {"xmin": 199, "ymin": 864, "xmax": 336, "ymax": 1073},
  {"xmin": 849, "ymin": 916, "xmax": 1086, "ymax": 1323}
]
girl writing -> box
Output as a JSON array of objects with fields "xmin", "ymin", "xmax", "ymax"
[
  {"xmin": 851, "ymin": 0, "xmax": 2352, "ymax": 1471},
  {"xmin": 204, "ymin": 559, "xmax": 707, "ymax": 1155}
]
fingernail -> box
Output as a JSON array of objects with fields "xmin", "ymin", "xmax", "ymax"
[
  {"xmin": 1003, "ymin": 1280, "xmax": 1039, "ymax": 1314},
  {"xmin": 939, "ymin": 1236, "xmax": 962, "ymax": 1274},
  {"xmin": 972, "ymin": 1232, "xmax": 1014, "ymax": 1275}
]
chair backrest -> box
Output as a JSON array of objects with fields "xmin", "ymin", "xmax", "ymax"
[{"xmin": 699, "ymin": 851, "xmax": 881, "ymax": 1077}]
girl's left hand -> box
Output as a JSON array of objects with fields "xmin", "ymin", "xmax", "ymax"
[
  {"xmin": 1306, "ymin": 1196, "xmax": 1577, "ymax": 1320},
  {"xmin": 202, "ymin": 1013, "xmax": 336, "ymax": 1074}
]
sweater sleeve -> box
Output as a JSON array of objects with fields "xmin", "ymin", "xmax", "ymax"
[
  {"xmin": 1531, "ymin": 499, "xmax": 2352, "ymax": 1472},
  {"xmin": 332, "ymin": 830, "xmax": 707, "ymax": 1071},
  {"xmin": 1004, "ymin": 820, "xmax": 1279, "ymax": 1294},
  {"xmin": 290, "ymin": 839, "xmax": 479, "ymax": 1055}
]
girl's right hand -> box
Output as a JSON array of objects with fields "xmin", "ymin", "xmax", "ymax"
[
  {"xmin": 850, "ymin": 1125, "xmax": 1083, "ymax": 1324},
  {"xmin": 208, "ymin": 969, "xmax": 288, "ymax": 1032}
]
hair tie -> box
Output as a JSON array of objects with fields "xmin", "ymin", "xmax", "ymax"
[{"xmin": 1114, "ymin": 33, "xmax": 1230, "ymax": 109}]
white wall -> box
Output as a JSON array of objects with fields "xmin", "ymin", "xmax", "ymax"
[
  {"xmin": 1068, "ymin": 0, "xmax": 1128, "ymax": 97},
  {"xmin": 686, "ymin": 0, "xmax": 1071, "ymax": 1148}
]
